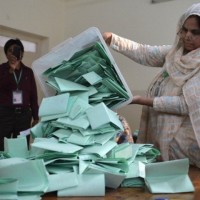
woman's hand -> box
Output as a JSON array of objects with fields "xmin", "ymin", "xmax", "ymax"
[
  {"xmin": 130, "ymin": 95, "xmax": 154, "ymax": 107},
  {"xmin": 102, "ymin": 32, "xmax": 113, "ymax": 45}
]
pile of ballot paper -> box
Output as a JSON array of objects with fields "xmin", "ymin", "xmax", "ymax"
[
  {"xmin": 42, "ymin": 41, "xmax": 131, "ymax": 110},
  {"xmin": 32, "ymin": 27, "xmax": 133, "ymax": 110},
  {"xmin": 0, "ymin": 27, "xmax": 195, "ymax": 199},
  {"xmin": 0, "ymin": 139, "xmax": 194, "ymax": 199},
  {"xmin": 1, "ymin": 138, "xmax": 164, "ymax": 199}
]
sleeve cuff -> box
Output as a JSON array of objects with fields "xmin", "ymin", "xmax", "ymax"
[
  {"xmin": 153, "ymin": 97, "xmax": 161, "ymax": 111},
  {"xmin": 110, "ymin": 34, "xmax": 120, "ymax": 51}
]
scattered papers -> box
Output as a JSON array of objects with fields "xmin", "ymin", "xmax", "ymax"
[{"xmin": 0, "ymin": 158, "xmax": 48, "ymax": 193}]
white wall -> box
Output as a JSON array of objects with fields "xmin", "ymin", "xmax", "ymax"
[
  {"xmin": 0, "ymin": 0, "xmax": 199, "ymax": 131},
  {"xmin": 0, "ymin": 0, "xmax": 66, "ymax": 48}
]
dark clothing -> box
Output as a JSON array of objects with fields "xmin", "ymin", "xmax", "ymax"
[
  {"xmin": 0, "ymin": 62, "xmax": 39, "ymax": 120},
  {"xmin": 0, "ymin": 106, "xmax": 32, "ymax": 150},
  {"xmin": 0, "ymin": 62, "xmax": 39, "ymax": 151}
]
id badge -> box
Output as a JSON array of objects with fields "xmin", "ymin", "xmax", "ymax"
[{"xmin": 13, "ymin": 90, "xmax": 23, "ymax": 104}]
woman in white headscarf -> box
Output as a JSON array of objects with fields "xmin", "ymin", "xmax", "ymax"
[{"xmin": 103, "ymin": 3, "xmax": 200, "ymax": 168}]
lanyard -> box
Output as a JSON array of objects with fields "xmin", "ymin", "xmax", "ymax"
[{"xmin": 13, "ymin": 69, "xmax": 23, "ymax": 89}]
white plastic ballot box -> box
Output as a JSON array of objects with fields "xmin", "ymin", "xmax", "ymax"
[{"xmin": 32, "ymin": 27, "xmax": 133, "ymax": 110}]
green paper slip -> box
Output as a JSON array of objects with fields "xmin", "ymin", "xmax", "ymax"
[
  {"xmin": 79, "ymin": 124, "xmax": 115, "ymax": 136},
  {"xmin": 4, "ymin": 137, "xmax": 29, "ymax": 158},
  {"xmin": 102, "ymin": 78, "xmax": 129, "ymax": 99},
  {"xmin": 67, "ymin": 132, "xmax": 95, "ymax": 146},
  {"xmin": 109, "ymin": 143, "xmax": 133, "ymax": 160},
  {"xmin": 94, "ymin": 158, "xmax": 129, "ymax": 173},
  {"xmin": 80, "ymin": 140, "xmax": 117, "ymax": 157},
  {"xmin": 0, "ymin": 158, "xmax": 48, "ymax": 192},
  {"xmin": 85, "ymin": 164, "xmax": 126, "ymax": 189},
  {"xmin": 94, "ymin": 132, "xmax": 115, "ymax": 145},
  {"xmin": 69, "ymin": 97, "xmax": 91, "ymax": 120},
  {"xmin": 31, "ymin": 138, "xmax": 83, "ymax": 153},
  {"xmin": 52, "ymin": 128, "xmax": 73, "ymax": 139},
  {"xmin": 93, "ymin": 42, "xmax": 111, "ymax": 65},
  {"xmin": 56, "ymin": 114, "xmax": 90, "ymax": 130},
  {"xmin": 68, "ymin": 45, "xmax": 93, "ymax": 61},
  {"xmin": 144, "ymin": 158, "xmax": 194, "ymax": 193},
  {"xmin": 127, "ymin": 144, "xmax": 160, "ymax": 165},
  {"xmin": 40, "ymin": 112, "xmax": 69, "ymax": 122},
  {"xmin": 0, "ymin": 178, "xmax": 18, "ymax": 195},
  {"xmin": 82, "ymin": 71, "xmax": 102, "ymax": 85},
  {"xmin": 29, "ymin": 151, "xmax": 78, "ymax": 162},
  {"xmin": 86, "ymin": 102, "xmax": 123, "ymax": 130},
  {"xmin": 58, "ymin": 174, "xmax": 105, "ymax": 196},
  {"xmin": 55, "ymin": 77, "xmax": 89, "ymax": 92},
  {"xmin": 47, "ymin": 172, "xmax": 78, "ymax": 192},
  {"xmin": 39, "ymin": 93, "xmax": 69, "ymax": 117}
]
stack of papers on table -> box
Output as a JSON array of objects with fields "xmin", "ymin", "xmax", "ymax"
[{"xmin": 1, "ymin": 138, "xmax": 194, "ymax": 198}]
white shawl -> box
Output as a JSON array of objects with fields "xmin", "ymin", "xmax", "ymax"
[{"xmin": 164, "ymin": 3, "xmax": 200, "ymax": 148}]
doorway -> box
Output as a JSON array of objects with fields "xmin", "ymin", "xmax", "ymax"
[{"xmin": 0, "ymin": 25, "xmax": 49, "ymax": 104}]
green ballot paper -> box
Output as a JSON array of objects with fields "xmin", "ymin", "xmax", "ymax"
[{"xmin": 144, "ymin": 158, "xmax": 194, "ymax": 193}]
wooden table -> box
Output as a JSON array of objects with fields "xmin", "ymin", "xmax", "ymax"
[{"xmin": 42, "ymin": 166, "xmax": 200, "ymax": 200}]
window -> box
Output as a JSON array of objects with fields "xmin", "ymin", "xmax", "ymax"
[{"xmin": 0, "ymin": 36, "xmax": 36, "ymax": 52}]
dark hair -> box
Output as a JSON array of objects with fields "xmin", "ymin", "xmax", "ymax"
[{"xmin": 4, "ymin": 38, "xmax": 24, "ymax": 54}]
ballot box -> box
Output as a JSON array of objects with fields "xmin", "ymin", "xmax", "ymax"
[{"xmin": 32, "ymin": 27, "xmax": 133, "ymax": 110}]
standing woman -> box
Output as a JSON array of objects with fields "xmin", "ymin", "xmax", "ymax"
[
  {"xmin": 103, "ymin": 3, "xmax": 200, "ymax": 168},
  {"xmin": 0, "ymin": 38, "xmax": 39, "ymax": 150}
]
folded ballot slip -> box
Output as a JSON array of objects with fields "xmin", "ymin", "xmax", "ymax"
[{"xmin": 32, "ymin": 27, "xmax": 133, "ymax": 110}]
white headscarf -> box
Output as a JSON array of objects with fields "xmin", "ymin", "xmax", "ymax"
[{"xmin": 165, "ymin": 3, "xmax": 200, "ymax": 87}]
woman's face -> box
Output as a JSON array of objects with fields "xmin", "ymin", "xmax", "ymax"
[{"xmin": 180, "ymin": 16, "xmax": 200, "ymax": 53}]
